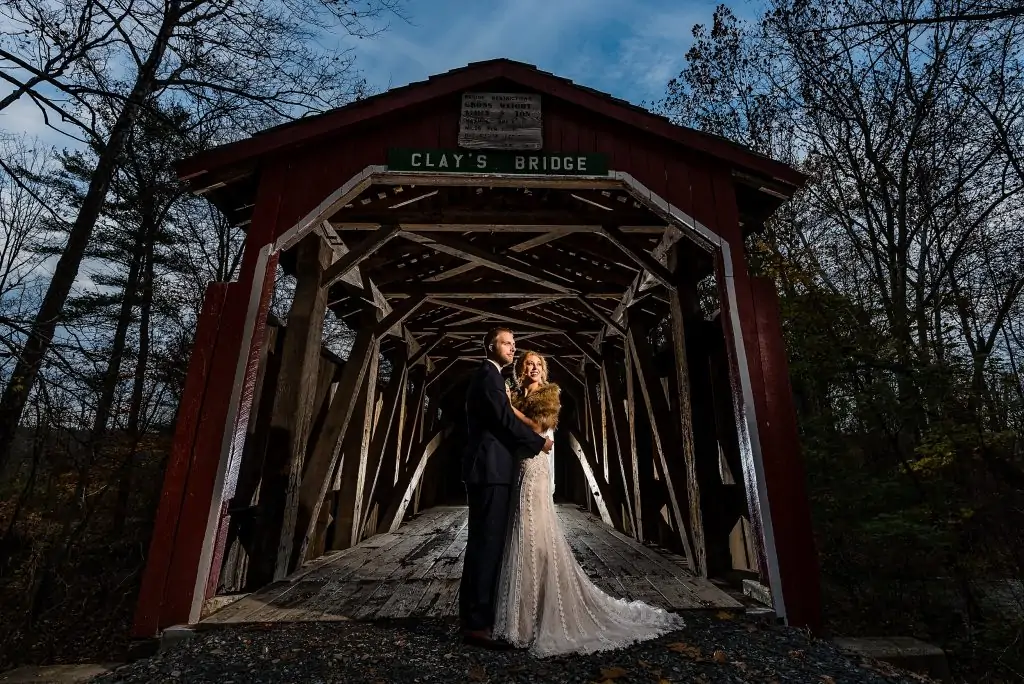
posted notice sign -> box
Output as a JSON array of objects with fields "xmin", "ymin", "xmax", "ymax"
[
  {"xmin": 388, "ymin": 149, "xmax": 609, "ymax": 176},
  {"xmin": 458, "ymin": 92, "xmax": 542, "ymax": 150}
]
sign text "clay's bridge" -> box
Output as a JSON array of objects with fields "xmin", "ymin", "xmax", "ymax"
[{"xmin": 388, "ymin": 149, "xmax": 609, "ymax": 176}]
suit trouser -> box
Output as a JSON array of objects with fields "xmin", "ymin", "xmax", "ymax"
[{"xmin": 459, "ymin": 483, "xmax": 512, "ymax": 630}]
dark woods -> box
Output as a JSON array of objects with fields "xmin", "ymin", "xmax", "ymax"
[
  {"xmin": 0, "ymin": 0, "xmax": 1021, "ymax": 681},
  {"xmin": 0, "ymin": 0, "xmax": 405, "ymax": 668},
  {"xmin": 658, "ymin": 1, "xmax": 1024, "ymax": 680}
]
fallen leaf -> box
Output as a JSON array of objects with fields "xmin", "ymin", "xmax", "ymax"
[
  {"xmin": 714, "ymin": 610, "xmax": 734, "ymax": 620},
  {"xmin": 820, "ymin": 676, "xmax": 836, "ymax": 684},
  {"xmin": 667, "ymin": 642, "xmax": 703, "ymax": 659},
  {"xmin": 712, "ymin": 650, "xmax": 728, "ymax": 663},
  {"xmin": 637, "ymin": 659, "xmax": 652, "ymax": 669},
  {"xmin": 599, "ymin": 666, "xmax": 629, "ymax": 679},
  {"xmin": 659, "ymin": 679, "xmax": 672, "ymax": 684},
  {"xmin": 788, "ymin": 649, "xmax": 805, "ymax": 659},
  {"xmin": 467, "ymin": 664, "xmax": 487, "ymax": 682}
]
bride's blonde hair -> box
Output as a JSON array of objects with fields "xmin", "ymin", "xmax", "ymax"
[{"xmin": 514, "ymin": 350, "xmax": 548, "ymax": 386}]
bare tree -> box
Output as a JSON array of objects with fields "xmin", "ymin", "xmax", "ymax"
[
  {"xmin": 807, "ymin": 0, "xmax": 1024, "ymax": 31},
  {"xmin": 0, "ymin": 135, "xmax": 54, "ymax": 363},
  {"xmin": 0, "ymin": 0, "xmax": 407, "ymax": 471}
]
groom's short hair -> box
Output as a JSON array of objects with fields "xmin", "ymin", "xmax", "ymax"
[{"xmin": 483, "ymin": 326, "xmax": 513, "ymax": 352}]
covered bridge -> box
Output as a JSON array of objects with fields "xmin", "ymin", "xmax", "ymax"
[{"xmin": 132, "ymin": 59, "xmax": 820, "ymax": 639}]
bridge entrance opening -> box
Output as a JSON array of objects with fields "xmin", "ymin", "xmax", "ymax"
[{"xmin": 131, "ymin": 60, "xmax": 820, "ymax": 639}]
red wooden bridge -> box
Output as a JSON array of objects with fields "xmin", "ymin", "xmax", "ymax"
[{"xmin": 131, "ymin": 59, "xmax": 820, "ymax": 639}]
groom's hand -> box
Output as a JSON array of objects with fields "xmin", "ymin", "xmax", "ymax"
[{"xmin": 541, "ymin": 438, "xmax": 553, "ymax": 453}]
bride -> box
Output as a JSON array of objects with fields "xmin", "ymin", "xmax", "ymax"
[{"xmin": 492, "ymin": 351, "xmax": 685, "ymax": 657}]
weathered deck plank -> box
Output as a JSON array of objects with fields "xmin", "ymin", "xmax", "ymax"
[{"xmin": 202, "ymin": 505, "xmax": 742, "ymax": 624}]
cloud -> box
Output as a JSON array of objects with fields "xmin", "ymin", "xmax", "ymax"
[
  {"xmin": 347, "ymin": 0, "xmax": 719, "ymax": 106},
  {"xmin": 1, "ymin": 0, "xmax": 722, "ymax": 148},
  {"xmin": 0, "ymin": 84, "xmax": 86, "ymax": 151}
]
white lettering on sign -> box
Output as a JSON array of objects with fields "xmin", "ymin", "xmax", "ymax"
[
  {"xmin": 459, "ymin": 92, "xmax": 542, "ymax": 150},
  {"xmin": 409, "ymin": 152, "xmax": 469, "ymax": 169},
  {"xmin": 508, "ymin": 155, "xmax": 600, "ymax": 174},
  {"xmin": 394, "ymin": 149, "xmax": 604, "ymax": 175}
]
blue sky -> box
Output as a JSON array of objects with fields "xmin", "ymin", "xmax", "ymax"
[
  {"xmin": 348, "ymin": 0, "xmax": 751, "ymax": 108},
  {"xmin": 0, "ymin": 0, "xmax": 755, "ymax": 146}
]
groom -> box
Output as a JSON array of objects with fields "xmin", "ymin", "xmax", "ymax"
[{"xmin": 459, "ymin": 326, "xmax": 553, "ymax": 647}]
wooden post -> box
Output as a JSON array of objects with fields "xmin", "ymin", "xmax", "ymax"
[
  {"xmin": 378, "ymin": 425, "xmax": 451, "ymax": 532},
  {"xmin": 258, "ymin": 233, "xmax": 332, "ymax": 579},
  {"xmin": 666, "ymin": 283, "xmax": 708, "ymax": 576},
  {"xmin": 599, "ymin": 350, "xmax": 638, "ymax": 539},
  {"xmin": 401, "ymin": 366, "xmax": 427, "ymax": 469},
  {"xmin": 567, "ymin": 431, "xmax": 615, "ymax": 527},
  {"xmin": 220, "ymin": 322, "xmax": 282, "ymax": 592},
  {"xmin": 327, "ymin": 370, "xmax": 374, "ymax": 549},
  {"xmin": 323, "ymin": 333, "xmax": 380, "ymax": 553},
  {"xmin": 581, "ymin": 368, "xmax": 600, "ymax": 469},
  {"xmin": 627, "ymin": 328, "xmax": 698, "ymax": 568},
  {"xmin": 359, "ymin": 344, "xmax": 409, "ymax": 537},
  {"xmin": 582, "ymin": 365, "xmax": 607, "ymax": 483},
  {"xmin": 622, "ymin": 334, "xmax": 660, "ymax": 544},
  {"xmin": 292, "ymin": 321, "xmax": 379, "ymax": 567},
  {"xmin": 702, "ymin": 316, "xmax": 751, "ymax": 575}
]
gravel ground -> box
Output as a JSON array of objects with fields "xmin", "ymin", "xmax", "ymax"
[{"xmin": 93, "ymin": 614, "xmax": 934, "ymax": 683}]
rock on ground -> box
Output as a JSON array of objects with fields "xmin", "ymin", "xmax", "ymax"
[{"xmin": 92, "ymin": 614, "xmax": 936, "ymax": 683}]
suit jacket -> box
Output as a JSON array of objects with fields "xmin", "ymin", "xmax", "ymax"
[{"xmin": 462, "ymin": 360, "xmax": 546, "ymax": 485}]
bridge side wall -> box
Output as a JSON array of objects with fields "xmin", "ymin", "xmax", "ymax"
[{"xmin": 134, "ymin": 85, "xmax": 821, "ymax": 634}]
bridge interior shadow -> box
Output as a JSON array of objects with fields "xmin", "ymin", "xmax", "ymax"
[{"xmin": 203, "ymin": 505, "xmax": 742, "ymax": 626}]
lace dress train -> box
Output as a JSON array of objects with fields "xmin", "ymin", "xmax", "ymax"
[{"xmin": 492, "ymin": 431, "xmax": 685, "ymax": 657}]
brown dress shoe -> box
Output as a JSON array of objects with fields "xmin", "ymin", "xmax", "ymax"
[{"xmin": 461, "ymin": 628, "xmax": 511, "ymax": 650}]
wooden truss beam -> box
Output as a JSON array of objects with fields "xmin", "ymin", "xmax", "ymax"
[
  {"xmin": 399, "ymin": 231, "xmax": 577, "ymax": 294},
  {"xmin": 292, "ymin": 321, "xmax": 379, "ymax": 567},
  {"xmin": 627, "ymin": 327, "xmax": 699, "ymax": 568},
  {"xmin": 262, "ymin": 233, "xmax": 332, "ymax": 581},
  {"xmin": 668, "ymin": 286, "xmax": 707, "ymax": 576},
  {"xmin": 427, "ymin": 299, "xmax": 564, "ymax": 333},
  {"xmin": 377, "ymin": 425, "xmax": 452, "ymax": 533},
  {"xmin": 334, "ymin": 209, "xmax": 659, "ymax": 228},
  {"xmin": 427, "ymin": 231, "xmax": 573, "ymax": 282},
  {"xmin": 601, "ymin": 359, "xmax": 638, "ymax": 538},
  {"xmin": 358, "ymin": 347, "xmax": 409, "ymax": 539},
  {"xmin": 567, "ymin": 431, "xmax": 614, "ymax": 527},
  {"xmin": 327, "ymin": 332, "xmax": 381, "ymax": 553},
  {"xmin": 322, "ymin": 224, "xmax": 400, "ymax": 288},
  {"xmin": 333, "ymin": 223, "xmax": 668, "ymax": 234},
  {"xmin": 380, "ymin": 284, "xmax": 622, "ymax": 299},
  {"xmin": 599, "ymin": 225, "xmax": 676, "ymax": 290}
]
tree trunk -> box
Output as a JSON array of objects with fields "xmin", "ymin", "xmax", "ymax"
[
  {"xmin": 114, "ymin": 224, "xmax": 155, "ymax": 533},
  {"xmin": 93, "ymin": 227, "xmax": 145, "ymax": 437},
  {"xmin": 0, "ymin": 1, "xmax": 181, "ymax": 472}
]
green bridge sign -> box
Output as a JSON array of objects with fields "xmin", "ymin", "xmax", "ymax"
[{"xmin": 387, "ymin": 148, "xmax": 609, "ymax": 176}]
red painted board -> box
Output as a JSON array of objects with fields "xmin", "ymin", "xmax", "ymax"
[
  {"xmin": 204, "ymin": 252, "xmax": 279, "ymax": 600},
  {"xmin": 750, "ymin": 276, "xmax": 822, "ymax": 632},
  {"xmin": 132, "ymin": 283, "xmax": 228, "ymax": 638}
]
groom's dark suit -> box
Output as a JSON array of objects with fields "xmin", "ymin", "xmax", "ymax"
[{"xmin": 459, "ymin": 359, "xmax": 546, "ymax": 632}]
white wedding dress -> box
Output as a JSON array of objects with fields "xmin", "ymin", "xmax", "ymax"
[{"xmin": 492, "ymin": 429, "xmax": 685, "ymax": 657}]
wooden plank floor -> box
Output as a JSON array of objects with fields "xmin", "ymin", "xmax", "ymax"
[{"xmin": 203, "ymin": 505, "xmax": 742, "ymax": 624}]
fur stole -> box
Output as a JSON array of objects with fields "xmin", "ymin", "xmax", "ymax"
[{"xmin": 513, "ymin": 383, "xmax": 561, "ymax": 432}]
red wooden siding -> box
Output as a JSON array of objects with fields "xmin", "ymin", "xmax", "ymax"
[
  {"xmin": 137, "ymin": 78, "xmax": 819, "ymax": 635},
  {"xmin": 132, "ymin": 282, "xmax": 229, "ymax": 637},
  {"xmin": 749, "ymin": 276, "xmax": 822, "ymax": 631},
  {"xmin": 268, "ymin": 93, "xmax": 720, "ymax": 240}
]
